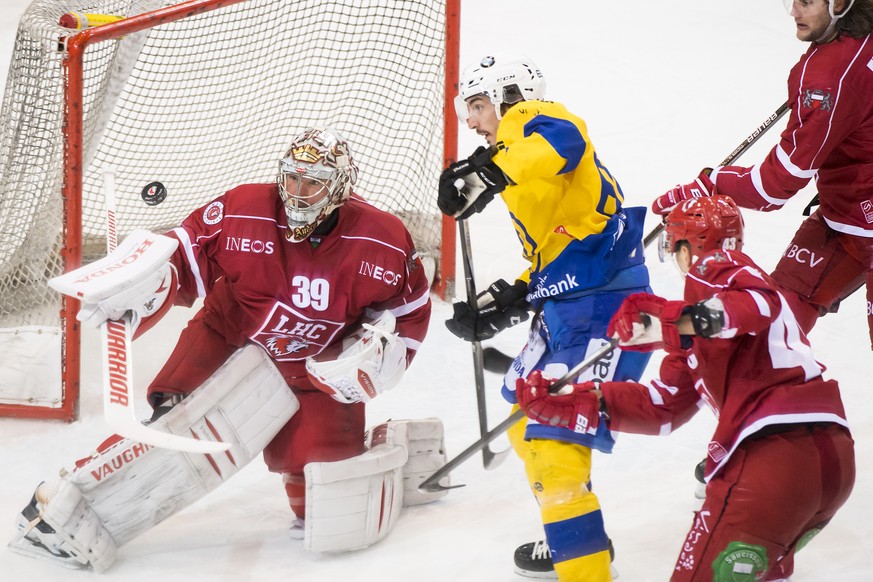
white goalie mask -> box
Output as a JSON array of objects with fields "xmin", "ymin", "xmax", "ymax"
[
  {"xmin": 455, "ymin": 54, "xmax": 545, "ymax": 122},
  {"xmin": 278, "ymin": 127, "xmax": 359, "ymax": 243}
]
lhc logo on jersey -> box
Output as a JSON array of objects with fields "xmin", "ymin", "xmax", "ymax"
[
  {"xmin": 203, "ymin": 201, "xmax": 224, "ymax": 225},
  {"xmin": 252, "ymin": 301, "xmax": 343, "ymax": 361}
]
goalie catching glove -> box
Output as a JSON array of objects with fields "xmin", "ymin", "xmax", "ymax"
[
  {"xmin": 306, "ymin": 311, "xmax": 407, "ymax": 403},
  {"xmin": 48, "ymin": 229, "xmax": 179, "ymax": 338},
  {"xmin": 516, "ymin": 371, "xmax": 602, "ymax": 436},
  {"xmin": 446, "ymin": 278, "xmax": 530, "ymax": 342},
  {"xmin": 437, "ymin": 145, "xmax": 508, "ymax": 220}
]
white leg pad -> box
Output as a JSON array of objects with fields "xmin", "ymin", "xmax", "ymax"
[
  {"xmin": 367, "ymin": 418, "xmax": 449, "ymax": 506},
  {"xmin": 304, "ymin": 443, "xmax": 407, "ymax": 553},
  {"xmin": 301, "ymin": 417, "xmax": 449, "ymax": 553},
  {"xmin": 8, "ymin": 345, "xmax": 297, "ymax": 571}
]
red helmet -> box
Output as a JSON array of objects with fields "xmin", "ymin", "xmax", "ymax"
[{"xmin": 658, "ymin": 195, "xmax": 744, "ymax": 262}]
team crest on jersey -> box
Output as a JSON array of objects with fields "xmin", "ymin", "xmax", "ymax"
[
  {"xmin": 695, "ymin": 251, "xmax": 727, "ymax": 276},
  {"xmin": 861, "ymin": 199, "xmax": 873, "ymax": 224},
  {"xmin": 203, "ymin": 201, "xmax": 224, "ymax": 225},
  {"xmin": 252, "ymin": 302, "xmax": 344, "ymax": 361},
  {"xmin": 801, "ymin": 88, "xmax": 832, "ymax": 111}
]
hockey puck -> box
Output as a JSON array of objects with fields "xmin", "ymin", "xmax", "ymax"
[{"xmin": 141, "ymin": 181, "xmax": 167, "ymax": 206}]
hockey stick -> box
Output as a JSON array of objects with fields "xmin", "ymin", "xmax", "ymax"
[
  {"xmin": 642, "ymin": 101, "xmax": 790, "ymax": 248},
  {"xmin": 457, "ymin": 218, "xmax": 512, "ymax": 470},
  {"xmin": 99, "ymin": 169, "xmax": 230, "ymax": 454},
  {"xmin": 419, "ymin": 338, "xmax": 618, "ymax": 492}
]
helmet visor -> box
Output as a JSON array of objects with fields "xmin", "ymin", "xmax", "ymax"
[{"xmin": 657, "ymin": 228, "xmax": 672, "ymax": 263}]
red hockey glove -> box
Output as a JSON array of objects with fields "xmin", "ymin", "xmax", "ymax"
[
  {"xmin": 651, "ymin": 168, "xmax": 714, "ymax": 215},
  {"xmin": 607, "ymin": 292, "xmax": 687, "ymax": 352},
  {"xmin": 516, "ymin": 371, "xmax": 601, "ymax": 435}
]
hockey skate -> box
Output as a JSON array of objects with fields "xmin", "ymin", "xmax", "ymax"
[
  {"xmin": 514, "ymin": 538, "xmax": 617, "ymax": 579},
  {"xmin": 288, "ymin": 517, "xmax": 305, "ymax": 540},
  {"xmin": 8, "ymin": 490, "xmax": 88, "ymax": 570}
]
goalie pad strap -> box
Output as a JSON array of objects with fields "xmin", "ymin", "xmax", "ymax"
[{"xmin": 11, "ymin": 345, "xmax": 297, "ymax": 571}]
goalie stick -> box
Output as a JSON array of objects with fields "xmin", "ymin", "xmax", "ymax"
[
  {"xmin": 419, "ymin": 338, "xmax": 618, "ymax": 492},
  {"xmin": 642, "ymin": 101, "xmax": 790, "ymax": 248},
  {"xmin": 457, "ymin": 218, "xmax": 511, "ymax": 470},
  {"xmin": 99, "ymin": 169, "xmax": 229, "ymax": 454}
]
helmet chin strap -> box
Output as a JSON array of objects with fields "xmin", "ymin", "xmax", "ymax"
[{"xmin": 816, "ymin": 0, "xmax": 856, "ymax": 42}]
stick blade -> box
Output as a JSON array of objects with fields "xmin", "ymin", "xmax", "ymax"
[
  {"xmin": 482, "ymin": 445, "xmax": 511, "ymax": 470},
  {"xmin": 104, "ymin": 415, "xmax": 232, "ymax": 454}
]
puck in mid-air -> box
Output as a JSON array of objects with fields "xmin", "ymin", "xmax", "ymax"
[{"xmin": 141, "ymin": 181, "xmax": 167, "ymax": 206}]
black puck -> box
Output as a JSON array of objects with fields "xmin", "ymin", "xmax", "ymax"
[{"xmin": 141, "ymin": 181, "xmax": 167, "ymax": 206}]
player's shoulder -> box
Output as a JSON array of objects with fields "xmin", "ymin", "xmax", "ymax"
[
  {"xmin": 806, "ymin": 34, "xmax": 873, "ymax": 76},
  {"xmin": 218, "ymin": 183, "xmax": 280, "ymax": 215},
  {"xmin": 503, "ymin": 99, "xmax": 588, "ymax": 140},
  {"xmin": 689, "ymin": 249, "xmax": 763, "ymax": 281},
  {"xmin": 223, "ymin": 182, "xmax": 277, "ymax": 202},
  {"xmin": 342, "ymin": 195, "xmax": 410, "ymax": 236}
]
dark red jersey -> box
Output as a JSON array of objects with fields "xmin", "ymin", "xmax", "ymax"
[
  {"xmin": 713, "ymin": 35, "xmax": 873, "ymax": 238},
  {"xmin": 602, "ymin": 250, "xmax": 849, "ymax": 480},
  {"xmin": 165, "ymin": 183, "xmax": 431, "ymax": 382}
]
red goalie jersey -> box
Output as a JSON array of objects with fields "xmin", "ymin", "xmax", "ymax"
[
  {"xmin": 165, "ymin": 183, "xmax": 431, "ymax": 385},
  {"xmin": 601, "ymin": 249, "xmax": 849, "ymax": 481}
]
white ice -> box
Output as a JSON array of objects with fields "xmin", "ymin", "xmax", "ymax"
[{"xmin": 0, "ymin": 1, "xmax": 870, "ymax": 580}]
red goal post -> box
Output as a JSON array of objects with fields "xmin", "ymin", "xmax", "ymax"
[{"xmin": 0, "ymin": 0, "xmax": 459, "ymax": 421}]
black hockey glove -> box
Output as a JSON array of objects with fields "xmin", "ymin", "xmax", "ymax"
[
  {"xmin": 446, "ymin": 279, "xmax": 530, "ymax": 342},
  {"xmin": 437, "ymin": 146, "xmax": 508, "ymax": 220}
]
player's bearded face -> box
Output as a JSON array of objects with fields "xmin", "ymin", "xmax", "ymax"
[{"xmin": 785, "ymin": 0, "xmax": 833, "ymax": 42}]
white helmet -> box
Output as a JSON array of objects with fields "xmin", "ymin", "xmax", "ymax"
[
  {"xmin": 455, "ymin": 55, "xmax": 545, "ymax": 122},
  {"xmin": 278, "ymin": 127, "xmax": 359, "ymax": 243}
]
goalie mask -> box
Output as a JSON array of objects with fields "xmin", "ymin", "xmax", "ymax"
[
  {"xmin": 278, "ymin": 127, "xmax": 359, "ymax": 243},
  {"xmin": 659, "ymin": 195, "xmax": 744, "ymax": 263},
  {"xmin": 455, "ymin": 54, "xmax": 545, "ymax": 123}
]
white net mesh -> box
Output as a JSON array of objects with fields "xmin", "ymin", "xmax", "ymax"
[{"xmin": 0, "ymin": 0, "xmax": 447, "ymax": 411}]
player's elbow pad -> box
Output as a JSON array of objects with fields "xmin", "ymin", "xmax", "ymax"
[{"xmin": 686, "ymin": 297, "xmax": 725, "ymax": 338}]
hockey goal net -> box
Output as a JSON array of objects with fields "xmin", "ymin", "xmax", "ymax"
[{"xmin": 0, "ymin": 0, "xmax": 459, "ymax": 420}]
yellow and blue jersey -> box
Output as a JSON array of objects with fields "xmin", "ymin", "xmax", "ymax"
[{"xmin": 492, "ymin": 100, "xmax": 646, "ymax": 306}]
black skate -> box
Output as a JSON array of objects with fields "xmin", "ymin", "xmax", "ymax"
[{"xmin": 514, "ymin": 538, "xmax": 617, "ymax": 579}]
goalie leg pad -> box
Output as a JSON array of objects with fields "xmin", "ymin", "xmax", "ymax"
[
  {"xmin": 367, "ymin": 418, "xmax": 449, "ymax": 506},
  {"xmin": 301, "ymin": 417, "xmax": 449, "ymax": 553},
  {"xmin": 304, "ymin": 442, "xmax": 407, "ymax": 553},
  {"xmin": 9, "ymin": 345, "xmax": 297, "ymax": 571}
]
